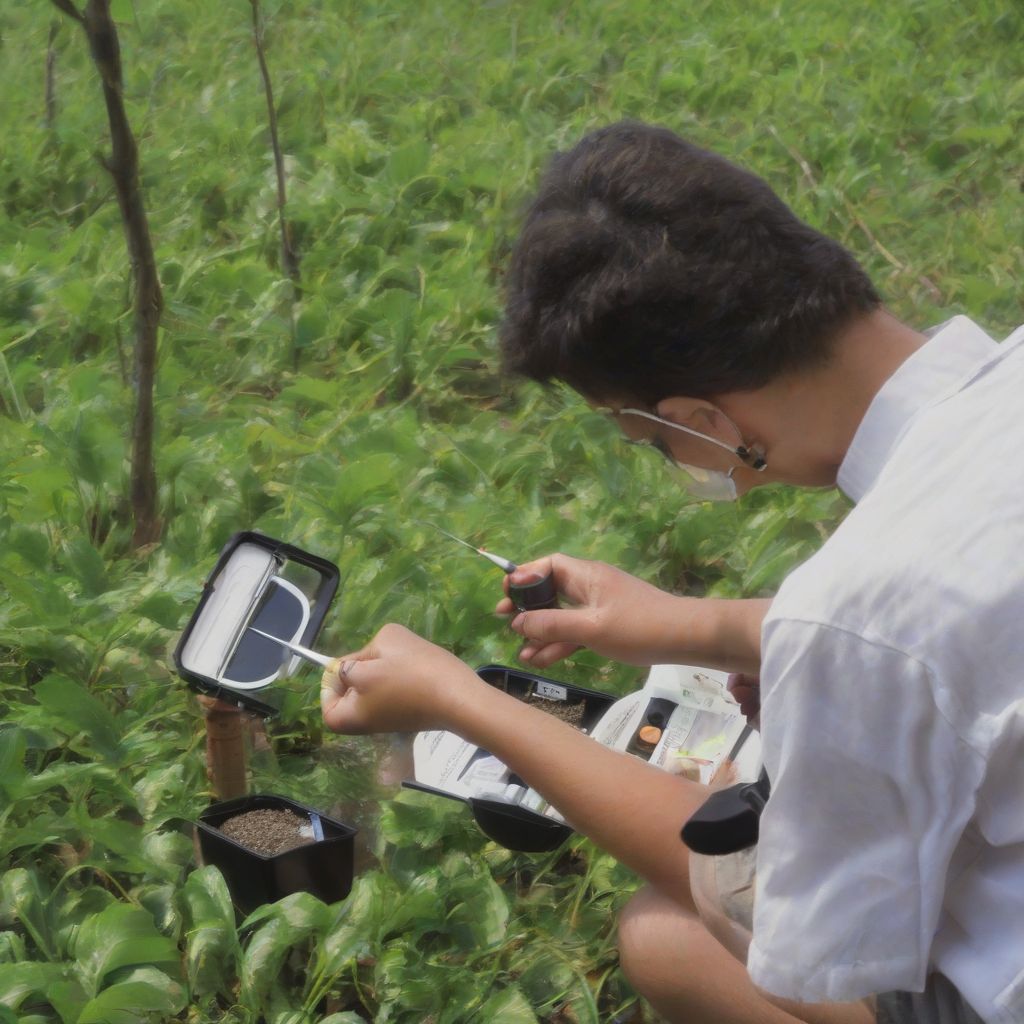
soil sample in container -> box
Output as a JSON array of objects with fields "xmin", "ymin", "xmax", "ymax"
[
  {"xmin": 523, "ymin": 693, "xmax": 585, "ymax": 729},
  {"xmin": 218, "ymin": 807, "xmax": 316, "ymax": 856}
]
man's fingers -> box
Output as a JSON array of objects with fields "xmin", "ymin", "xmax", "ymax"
[
  {"xmin": 320, "ymin": 648, "xmax": 380, "ymax": 713},
  {"xmin": 322, "ymin": 687, "xmax": 371, "ymax": 734},
  {"xmin": 505, "ymin": 556, "xmax": 556, "ymax": 592},
  {"xmin": 519, "ymin": 641, "xmax": 582, "ymax": 668},
  {"xmin": 321, "ymin": 656, "xmax": 382, "ymax": 733},
  {"xmin": 510, "ymin": 607, "xmax": 596, "ymax": 646}
]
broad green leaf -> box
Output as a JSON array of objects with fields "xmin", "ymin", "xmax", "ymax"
[
  {"xmin": 0, "ymin": 870, "xmax": 53, "ymax": 961},
  {"xmin": 331, "ymin": 453, "xmax": 401, "ymax": 512},
  {"xmin": 72, "ymin": 905, "xmax": 180, "ymax": 996},
  {"xmin": 135, "ymin": 884, "xmax": 182, "ymax": 944},
  {"xmin": 240, "ymin": 908, "xmax": 320, "ymax": 1006},
  {"xmin": 314, "ymin": 921, "xmax": 366, "ymax": 983},
  {"xmin": 0, "ymin": 729, "xmax": 26, "ymax": 800},
  {"xmin": 4, "ymin": 526, "xmax": 50, "ymax": 571},
  {"xmin": 77, "ymin": 969, "xmax": 185, "ymax": 1024},
  {"xmin": 181, "ymin": 867, "xmax": 241, "ymax": 999},
  {"xmin": 518, "ymin": 953, "xmax": 574, "ymax": 1008},
  {"xmin": 140, "ymin": 830, "xmax": 193, "ymax": 882},
  {"xmin": 0, "ymin": 569, "xmax": 74, "ymax": 624},
  {"xmin": 53, "ymin": 888, "xmax": 118, "ymax": 964},
  {"xmin": 0, "ymin": 932, "xmax": 25, "ymax": 964},
  {"xmin": 243, "ymin": 891, "xmax": 331, "ymax": 935},
  {"xmin": 386, "ymin": 139, "xmax": 431, "ymax": 184},
  {"xmin": 0, "ymin": 962, "xmax": 70, "ymax": 1013},
  {"xmin": 61, "ymin": 537, "xmax": 108, "ymax": 598},
  {"xmin": 281, "ymin": 376, "xmax": 338, "ymax": 409},
  {"xmin": 476, "ymin": 985, "xmax": 540, "ymax": 1024},
  {"xmin": 79, "ymin": 816, "xmax": 151, "ymax": 876},
  {"xmin": 132, "ymin": 764, "xmax": 187, "ymax": 821},
  {"xmin": 34, "ymin": 676, "xmax": 122, "ymax": 763},
  {"xmin": 446, "ymin": 871, "xmax": 509, "ymax": 949},
  {"xmin": 378, "ymin": 871, "xmax": 444, "ymax": 941},
  {"xmin": 134, "ymin": 593, "xmax": 184, "ymax": 631}
]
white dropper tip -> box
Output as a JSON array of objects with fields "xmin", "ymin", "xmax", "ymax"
[{"xmin": 477, "ymin": 549, "xmax": 517, "ymax": 573}]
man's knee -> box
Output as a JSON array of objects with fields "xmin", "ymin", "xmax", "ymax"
[{"xmin": 617, "ymin": 886, "xmax": 708, "ymax": 992}]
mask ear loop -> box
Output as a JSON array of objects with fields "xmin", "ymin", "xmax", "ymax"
[{"xmin": 612, "ymin": 407, "xmax": 768, "ymax": 472}]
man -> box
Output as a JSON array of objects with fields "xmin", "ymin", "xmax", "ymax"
[{"xmin": 321, "ymin": 121, "xmax": 1024, "ymax": 1023}]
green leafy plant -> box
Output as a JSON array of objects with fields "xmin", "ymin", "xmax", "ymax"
[{"xmin": 1, "ymin": 0, "xmax": 1021, "ymax": 1019}]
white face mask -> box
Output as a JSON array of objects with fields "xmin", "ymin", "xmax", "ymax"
[
  {"xmin": 668, "ymin": 462, "xmax": 739, "ymax": 501},
  {"xmin": 615, "ymin": 407, "xmax": 766, "ymax": 502}
]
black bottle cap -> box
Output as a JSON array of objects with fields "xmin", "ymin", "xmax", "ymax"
[{"xmin": 509, "ymin": 572, "xmax": 558, "ymax": 612}]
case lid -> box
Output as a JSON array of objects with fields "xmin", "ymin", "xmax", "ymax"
[{"xmin": 174, "ymin": 531, "xmax": 340, "ymax": 717}]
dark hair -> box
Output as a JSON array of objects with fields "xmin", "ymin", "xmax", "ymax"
[{"xmin": 500, "ymin": 121, "xmax": 881, "ymax": 403}]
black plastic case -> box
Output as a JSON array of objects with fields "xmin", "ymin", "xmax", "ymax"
[
  {"xmin": 174, "ymin": 531, "xmax": 340, "ymax": 717},
  {"xmin": 405, "ymin": 665, "xmax": 617, "ymax": 853},
  {"xmin": 196, "ymin": 793, "xmax": 357, "ymax": 914}
]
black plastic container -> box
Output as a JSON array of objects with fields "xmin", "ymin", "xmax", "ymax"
[
  {"xmin": 196, "ymin": 793, "xmax": 357, "ymax": 914},
  {"xmin": 174, "ymin": 531, "xmax": 340, "ymax": 718},
  {"xmin": 406, "ymin": 665, "xmax": 617, "ymax": 853}
]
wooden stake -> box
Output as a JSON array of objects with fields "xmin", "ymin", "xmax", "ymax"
[{"xmin": 198, "ymin": 697, "xmax": 250, "ymax": 801}]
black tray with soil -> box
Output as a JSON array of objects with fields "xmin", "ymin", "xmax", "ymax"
[
  {"xmin": 197, "ymin": 793, "xmax": 357, "ymax": 914},
  {"xmin": 405, "ymin": 665, "xmax": 617, "ymax": 854}
]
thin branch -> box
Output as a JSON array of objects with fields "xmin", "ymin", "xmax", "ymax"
[
  {"xmin": 249, "ymin": 0, "xmax": 301, "ymax": 287},
  {"xmin": 249, "ymin": 0, "xmax": 302, "ymax": 369},
  {"xmin": 45, "ymin": 20, "xmax": 60, "ymax": 139},
  {"xmin": 48, "ymin": 0, "xmax": 84, "ymax": 25}
]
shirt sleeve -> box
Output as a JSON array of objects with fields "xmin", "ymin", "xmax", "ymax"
[{"xmin": 747, "ymin": 618, "xmax": 984, "ymax": 1003}]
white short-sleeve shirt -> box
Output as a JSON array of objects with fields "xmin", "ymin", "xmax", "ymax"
[{"xmin": 747, "ymin": 317, "xmax": 1024, "ymax": 1024}]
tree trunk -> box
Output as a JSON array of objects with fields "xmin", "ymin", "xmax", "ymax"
[{"xmin": 51, "ymin": 0, "xmax": 163, "ymax": 549}]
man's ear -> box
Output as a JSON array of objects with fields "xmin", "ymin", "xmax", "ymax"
[{"xmin": 655, "ymin": 396, "xmax": 733, "ymax": 439}]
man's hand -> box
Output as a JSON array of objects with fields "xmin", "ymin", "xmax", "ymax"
[
  {"xmin": 495, "ymin": 553, "xmax": 768, "ymax": 675},
  {"xmin": 726, "ymin": 673, "xmax": 761, "ymax": 729},
  {"xmin": 320, "ymin": 623, "xmax": 483, "ymax": 734},
  {"xmin": 495, "ymin": 553, "xmax": 688, "ymax": 668}
]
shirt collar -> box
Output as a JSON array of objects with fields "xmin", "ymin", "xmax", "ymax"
[{"xmin": 837, "ymin": 316, "xmax": 999, "ymax": 501}]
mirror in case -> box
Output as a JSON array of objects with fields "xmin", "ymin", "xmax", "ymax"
[{"xmin": 174, "ymin": 532, "xmax": 340, "ymax": 716}]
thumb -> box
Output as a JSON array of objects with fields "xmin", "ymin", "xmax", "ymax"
[
  {"xmin": 510, "ymin": 607, "xmax": 597, "ymax": 647},
  {"xmin": 320, "ymin": 655, "xmax": 374, "ymax": 732}
]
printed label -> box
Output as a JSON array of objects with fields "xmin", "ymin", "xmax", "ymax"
[{"xmin": 535, "ymin": 681, "xmax": 568, "ymax": 701}]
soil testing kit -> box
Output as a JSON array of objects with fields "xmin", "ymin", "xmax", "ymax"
[
  {"xmin": 175, "ymin": 532, "xmax": 355, "ymax": 911},
  {"xmin": 175, "ymin": 531, "xmax": 763, "ymax": 911},
  {"xmin": 406, "ymin": 662, "xmax": 760, "ymax": 853}
]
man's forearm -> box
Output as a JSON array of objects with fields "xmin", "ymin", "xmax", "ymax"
[
  {"xmin": 659, "ymin": 596, "xmax": 769, "ymax": 675},
  {"xmin": 445, "ymin": 678, "xmax": 710, "ymax": 907}
]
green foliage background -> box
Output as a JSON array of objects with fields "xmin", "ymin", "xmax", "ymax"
[{"xmin": 1, "ymin": 0, "xmax": 1021, "ymax": 1020}]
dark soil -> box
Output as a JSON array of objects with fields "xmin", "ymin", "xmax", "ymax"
[
  {"xmin": 524, "ymin": 693, "xmax": 585, "ymax": 728},
  {"xmin": 219, "ymin": 808, "xmax": 315, "ymax": 856}
]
